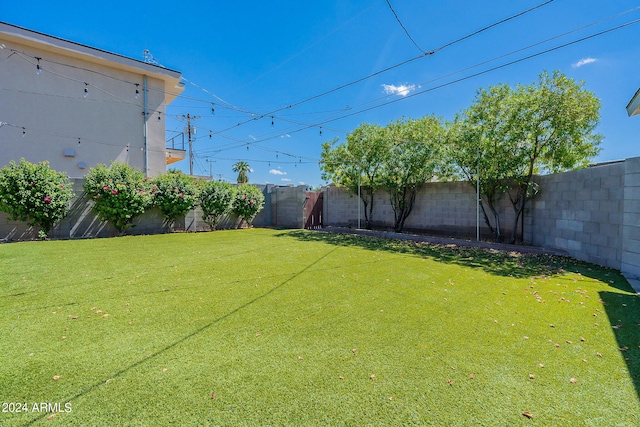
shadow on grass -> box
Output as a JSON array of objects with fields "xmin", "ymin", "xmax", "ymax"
[
  {"xmin": 276, "ymin": 229, "xmax": 616, "ymax": 280},
  {"xmin": 599, "ymin": 290, "xmax": 640, "ymax": 402},
  {"xmin": 21, "ymin": 246, "xmax": 338, "ymax": 426}
]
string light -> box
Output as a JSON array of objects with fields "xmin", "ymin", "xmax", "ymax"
[
  {"xmin": 22, "ymin": 127, "xmax": 26, "ymax": 137},
  {"xmin": 319, "ymin": 126, "xmax": 322, "ymax": 136},
  {"xmin": 271, "ymin": 116, "xmax": 274, "ymax": 127},
  {"xmin": 211, "ymin": 103, "xmax": 215, "ymax": 114},
  {"xmin": 78, "ymin": 138, "xmax": 81, "ymax": 145},
  {"xmin": 35, "ymin": 57, "xmax": 42, "ymax": 75},
  {"xmin": 135, "ymin": 83, "xmax": 140, "ymax": 99},
  {"xmin": 83, "ymin": 83, "xmax": 89, "ymax": 98},
  {"xmin": 157, "ymin": 112, "xmax": 161, "ymax": 122}
]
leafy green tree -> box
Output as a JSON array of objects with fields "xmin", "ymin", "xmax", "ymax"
[
  {"xmin": 0, "ymin": 159, "xmax": 74, "ymax": 239},
  {"xmin": 381, "ymin": 116, "xmax": 447, "ymax": 232},
  {"xmin": 151, "ymin": 170, "xmax": 199, "ymax": 228},
  {"xmin": 232, "ymin": 161, "xmax": 251, "ymax": 184},
  {"xmin": 320, "ymin": 123, "xmax": 390, "ymax": 229},
  {"xmin": 448, "ymin": 70, "xmax": 602, "ymax": 243},
  {"xmin": 199, "ymin": 180, "xmax": 236, "ymax": 230},
  {"xmin": 84, "ymin": 162, "xmax": 151, "ymax": 234},
  {"xmin": 232, "ymin": 184, "xmax": 264, "ymax": 227}
]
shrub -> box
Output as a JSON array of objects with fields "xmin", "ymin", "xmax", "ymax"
[
  {"xmin": 199, "ymin": 180, "xmax": 235, "ymax": 230},
  {"xmin": 151, "ymin": 170, "xmax": 198, "ymax": 228},
  {"xmin": 83, "ymin": 162, "xmax": 151, "ymax": 234},
  {"xmin": 232, "ymin": 184, "xmax": 264, "ymax": 227},
  {"xmin": 0, "ymin": 159, "xmax": 74, "ymax": 239}
]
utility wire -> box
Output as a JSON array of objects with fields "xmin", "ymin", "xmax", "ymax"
[
  {"xmin": 203, "ymin": 0, "xmax": 557, "ymax": 137},
  {"xmin": 198, "ymin": 17, "xmax": 640, "ymax": 156},
  {"xmin": 385, "ymin": 0, "xmax": 425, "ymax": 53}
]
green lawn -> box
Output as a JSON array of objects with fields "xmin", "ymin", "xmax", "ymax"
[{"xmin": 0, "ymin": 229, "xmax": 638, "ymax": 426}]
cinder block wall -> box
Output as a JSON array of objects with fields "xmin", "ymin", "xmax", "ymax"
[
  {"xmin": 322, "ymin": 182, "xmax": 515, "ymax": 239},
  {"xmin": 527, "ymin": 162, "xmax": 625, "ymax": 269},
  {"xmin": 622, "ymin": 157, "xmax": 640, "ymax": 278}
]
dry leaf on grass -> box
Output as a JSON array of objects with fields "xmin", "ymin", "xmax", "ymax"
[
  {"xmin": 522, "ymin": 411, "xmax": 533, "ymax": 419},
  {"xmin": 570, "ymin": 378, "xmax": 577, "ymax": 383},
  {"xmin": 52, "ymin": 375, "xmax": 61, "ymax": 380}
]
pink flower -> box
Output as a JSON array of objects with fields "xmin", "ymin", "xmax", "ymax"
[
  {"xmin": 179, "ymin": 193, "xmax": 184, "ymax": 198},
  {"xmin": 93, "ymin": 195, "xmax": 99, "ymax": 199},
  {"xmin": 112, "ymin": 189, "xmax": 118, "ymax": 195},
  {"xmin": 103, "ymin": 185, "xmax": 109, "ymax": 190},
  {"xmin": 43, "ymin": 196, "xmax": 51, "ymax": 204}
]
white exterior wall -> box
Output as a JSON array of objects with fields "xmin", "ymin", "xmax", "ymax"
[{"xmin": 0, "ymin": 23, "xmax": 182, "ymax": 177}]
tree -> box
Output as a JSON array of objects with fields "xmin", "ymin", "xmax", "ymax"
[
  {"xmin": 320, "ymin": 123, "xmax": 390, "ymax": 229},
  {"xmin": 84, "ymin": 162, "xmax": 151, "ymax": 234},
  {"xmin": 447, "ymin": 70, "xmax": 602, "ymax": 243},
  {"xmin": 381, "ymin": 116, "xmax": 447, "ymax": 232},
  {"xmin": 151, "ymin": 170, "xmax": 199, "ymax": 228},
  {"xmin": 232, "ymin": 161, "xmax": 251, "ymax": 184},
  {"xmin": 199, "ymin": 180, "xmax": 236, "ymax": 230},
  {"xmin": 0, "ymin": 159, "xmax": 74, "ymax": 239},
  {"xmin": 232, "ymin": 184, "xmax": 265, "ymax": 227}
]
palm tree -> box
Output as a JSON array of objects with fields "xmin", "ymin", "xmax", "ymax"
[{"xmin": 232, "ymin": 161, "xmax": 250, "ymax": 184}]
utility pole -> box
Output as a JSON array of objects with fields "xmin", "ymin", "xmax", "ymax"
[
  {"xmin": 182, "ymin": 114, "xmax": 201, "ymax": 176},
  {"xmin": 206, "ymin": 158, "xmax": 216, "ymax": 178}
]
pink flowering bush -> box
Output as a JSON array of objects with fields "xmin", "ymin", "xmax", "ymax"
[
  {"xmin": 83, "ymin": 162, "xmax": 151, "ymax": 234},
  {"xmin": 199, "ymin": 180, "xmax": 235, "ymax": 230},
  {"xmin": 150, "ymin": 170, "xmax": 198, "ymax": 228},
  {"xmin": 231, "ymin": 184, "xmax": 264, "ymax": 228},
  {"xmin": 0, "ymin": 159, "xmax": 74, "ymax": 239}
]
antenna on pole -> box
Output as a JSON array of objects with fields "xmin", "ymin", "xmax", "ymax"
[{"xmin": 143, "ymin": 49, "xmax": 159, "ymax": 65}]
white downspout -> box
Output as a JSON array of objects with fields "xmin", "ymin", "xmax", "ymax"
[{"xmin": 143, "ymin": 75, "xmax": 149, "ymax": 177}]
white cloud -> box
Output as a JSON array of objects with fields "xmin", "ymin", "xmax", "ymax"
[
  {"xmin": 572, "ymin": 57, "xmax": 598, "ymax": 68},
  {"xmin": 298, "ymin": 182, "xmax": 306, "ymax": 185},
  {"xmin": 269, "ymin": 169, "xmax": 287, "ymax": 175},
  {"xmin": 281, "ymin": 178, "xmax": 291, "ymax": 182},
  {"xmin": 382, "ymin": 83, "xmax": 417, "ymax": 97}
]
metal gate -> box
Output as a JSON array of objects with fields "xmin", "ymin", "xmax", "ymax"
[{"xmin": 304, "ymin": 192, "xmax": 323, "ymax": 229}]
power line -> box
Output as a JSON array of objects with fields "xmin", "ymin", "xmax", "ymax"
[
  {"xmin": 196, "ymin": 16, "xmax": 640, "ymax": 156},
  {"xmin": 196, "ymin": 0, "xmax": 558, "ymax": 138},
  {"xmin": 385, "ymin": 0, "xmax": 425, "ymax": 53}
]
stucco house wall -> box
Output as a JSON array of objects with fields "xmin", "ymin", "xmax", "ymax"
[{"xmin": 0, "ymin": 22, "xmax": 184, "ymax": 177}]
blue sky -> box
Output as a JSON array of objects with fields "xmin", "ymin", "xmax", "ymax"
[{"xmin": 4, "ymin": 1, "xmax": 640, "ymax": 186}]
